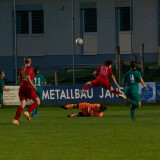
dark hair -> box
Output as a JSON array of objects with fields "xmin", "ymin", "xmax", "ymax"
[
  {"xmin": 24, "ymin": 57, "xmax": 31, "ymax": 64},
  {"xmin": 98, "ymin": 105, "xmax": 107, "ymax": 112},
  {"xmin": 0, "ymin": 70, "xmax": 2, "ymax": 75},
  {"xmin": 34, "ymin": 66, "xmax": 39, "ymax": 75},
  {"xmin": 130, "ymin": 61, "xmax": 136, "ymax": 70},
  {"xmin": 104, "ymin": 60, "xmax": 112, "ymax": 66}
]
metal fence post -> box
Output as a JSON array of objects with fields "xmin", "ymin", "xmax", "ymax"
[
  {"xmin": 140, "ymin": 44, "xmax": 144, "ymax": 75},
  {"xmin": 118, "ymin": 46, "xmax": 121, "ymax": 83},
  {"xmin": 116, "ymin": 47, "xmax": 119, "ymax": 71},
  {"xmin": 158, "ymin": 45, "xmax": 160, "ymax": 67},
  {"xmin": 55, "ymin": 71, "xmax": 58, "ymax": 86}
]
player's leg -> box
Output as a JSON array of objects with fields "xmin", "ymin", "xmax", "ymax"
[
  {"xmin": 127, "ymin": 91, "xmax": 141, "ymax": 120},
  {"xmin": 127, "ymin": 91, "xmax": 141, "ymax": 108},
  {"xmin": 79, "ymin": 81, "xmax": 92, "ymax": 93},
  {"xmin": 67, "ymin": 112, "xmax": 84, "ymax": 117},
  {"xmin": 130, "ymin": 105, "xmax": 135, "ymax": 120},
  {"xmin": 61, "ymin": 103, "xmax": 78, "ymax": 109},
  {"xmin": 24, "ymin": 87, "xmax": 40, "ymax": 120},
  {"xmin": 109, "ymin": 86, "xmax": 119, "ymax": 95},
  {"xmin": 12, "ymin": 99, "xmax": 26, "ymax": 125},
  {"xmin": 32, "ymin": 91, "xmax": 42, "ymax": 118},
  {"xmin": 79, "ymin": 79, "xmax": 100, "ymax": 93},
  {"xmin": 24, "ymin": 97, "xmax": 40, "ymax": 120},
  {"xmin": 109, "ymin": 86, "xmax": 127, "ymax": 99},
  {"xmin": 0, "ymin": 94, "xmax": 3, "ymax": 109}
]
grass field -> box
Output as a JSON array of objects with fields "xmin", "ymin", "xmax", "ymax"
[{"xmin": 0, "ymin": 103, "xmax": 160, "ymax": 160}]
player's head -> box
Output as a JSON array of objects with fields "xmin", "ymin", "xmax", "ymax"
[
  {"xmin": 98, "ymin": 105, "xmax": 107, "ymax": 112},
  {"xmin": 0, "ymin": 70, "xmax": 5, "ymax": 78},
  {"xmin": 104, "ymin": 60, "xmax": 112, "ymax": 67},
  {"xmin": 130, "ymin": 61, "xmax": 137, "ymax": 70},
  {"xmin": 24, "ymin": 57, "xmax": 31, "ymax": 65},
  {"xmin": 34, "ymin": 66, "xmax": 39, "ymax": 75}
]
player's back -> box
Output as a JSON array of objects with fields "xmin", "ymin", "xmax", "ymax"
[
  {"xmin": 123, "ymin": 70, "xmax": 142, "ymax": 90},
  {"xmin": 97, "ymin": 65, "xmax": 113, "ymax": 80},
  {"xmin": 19, "ymin": 66, "xmax": 35, "ymax": 86},
  {"xmin": 33, "ymin": 73, "xmax": 44, "ymax": 87}
]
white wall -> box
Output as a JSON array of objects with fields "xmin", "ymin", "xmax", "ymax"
[
  {"xmin": 133, "ymin": 0, "xmax": 158, "ymax": 53},
  {"xmin": 0, "ymin": 0, "xmax": 159, "ymax": 57}
]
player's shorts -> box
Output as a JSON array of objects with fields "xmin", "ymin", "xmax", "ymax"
[
  {"xmin": 78, "ymin": 112, "xmax": 85, "ymax": 117},
  {"xmin": 125, "ymin": 89, "xmax": 141, "ymax": 102},
  {"xmin": 78, "ymin": 102, "xmax": 90, "ymax": 116},
  {"xmin": 19, "ymin": 85, "xmax": 38, "ymax": 101},
  {"xmin": 91, "ymin": 77, "xmax": 111, "ymax": 90},
  {"xmin": 36, "ymin": 91, "xmax": 42, "ymax": 100},
  {"xmin": 0, "ymin": 93, "xmax": 3, "ymax": 104}
]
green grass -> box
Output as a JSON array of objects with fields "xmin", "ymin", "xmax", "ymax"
[{"xmin": 0, "ymin": 104, "xmax": 160, "ymax": 160}]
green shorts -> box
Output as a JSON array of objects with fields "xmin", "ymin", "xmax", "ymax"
[
  {"xmin": 125, "ymin": 89, "xmax": 141, "ymax": 102},
  {"xmin": 36, "ymin": 91, "xmax": 42, "ymax": 100}
]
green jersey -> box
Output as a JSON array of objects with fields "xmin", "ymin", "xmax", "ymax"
[
  {"xmin": 33, "ymin": 73, "xmax": 46, "ymax": 95},
  {"xmin": 0, "ymin": 78, "xmax": 5, "ymax": 94},
  {"xmin": 122, "ymin": 70, "xmax": 142, "ymax": 91}
]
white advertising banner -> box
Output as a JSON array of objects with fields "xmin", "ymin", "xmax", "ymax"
[{"xmin": 3, "ymin": 86, "xmax": 33, "ymax": 105}]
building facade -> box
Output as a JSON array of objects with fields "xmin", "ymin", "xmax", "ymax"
[{"xmin": 0, "ymin": 0, "xmax": 159, "ymax": 81}]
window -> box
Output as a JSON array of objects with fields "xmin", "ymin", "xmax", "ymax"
[
  {"xmin": 16, "ymin": 10, "xmax": 44, "ymax": 34},
  {"xmin": 119, "ymin": 7, "xmax": 130, "ymax": 31},
  {"xmin": 16, "ymin": 11, "xmax": 29, "ymax": 34},
  {"xmin": 32, "ymin": 10, "xmax": 44, "ymax": 34},
  {"xmin": 84, "ymin": 8, "xmax": 97, "ymax": 32}
]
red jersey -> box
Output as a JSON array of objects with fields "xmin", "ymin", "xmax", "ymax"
[
  {"xmin": 19, "ymin": 66, "xmax": 35, "ymax": 86},
  {"xmin": 96, "ymin": 65, "xmax": 113, "ymax": 80}
]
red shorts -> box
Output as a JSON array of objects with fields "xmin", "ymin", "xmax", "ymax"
[
  {"xmin": 91, "ymin": 77, "xmax": 111, "ymax": 90},
  {"xmin": 19, "ymin": 85, "xmax": 38, "ymax": 101}
]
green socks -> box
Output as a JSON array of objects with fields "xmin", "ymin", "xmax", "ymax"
[{"xmin": 130, "ymin": 106, "xmax": 135, "ymax": 120}]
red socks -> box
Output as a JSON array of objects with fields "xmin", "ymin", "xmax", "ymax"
[
  {"xmin": 112, "ymin": 90, "xmax": 119, "ymax": 95},
  {"xmin": 27, "ymin": 102, "xmax": 39, "ymax": 113},
  {"xmin": 84, "ymin": 84, "xmax": 90, "ymax": 90},
  {"xmin": 15, "ymin": 107, "xmax": 23, "ymax": 120},
  {"xmin": 14, "ymin": 102, "xmax": 38, "ymax": 120}
]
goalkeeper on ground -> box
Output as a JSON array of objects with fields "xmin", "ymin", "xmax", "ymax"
[{"xmin": 61, "ymin": 102, "xmax": 107, "ymax": 117}]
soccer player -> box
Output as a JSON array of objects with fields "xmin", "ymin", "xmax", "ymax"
[
  {"xmin": 79, "ymin": 60, "xmax": 126, "ymax": 99},
  {"xmin": 61, "ymin": 102, "xmax": 107, "ymax": 117},
  {"xmin": 122, "ymin": 61, "xmax": 147, "ymax": 120},
  {"xmin": 0, "ymin": 71, "xmax": 10, "ymax": 109},
  {"xmin": 32, "ymin": 66, "xmax": 46, "ymax": 118},
  {"xmin": 12, "ymin": 57, "xmax": 40, "ymax": 125}
]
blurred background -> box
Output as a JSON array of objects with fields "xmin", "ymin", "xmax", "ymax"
[{"xmin": 0, "ymin": 0, "xmax": 159, "ymax": 85}]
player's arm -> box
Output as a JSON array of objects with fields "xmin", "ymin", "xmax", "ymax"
[
  {"xmin": 18, "ymin": 75, "xmax": 22, "ymax": 83},
  {"xmin": 42, "ymin": 76, "xmax": 47, "ymax": 85},
  {"xmin": 140, "ymin": 79, "xmax": 147, "ymax": 88},
  {"xmin": 93, "ymin": 67, "xmax": 100, "ymax": 78},
  {"xmin": 43, "ymin": 82, "xmax": 47, "ymax": 85},
  {"xmin": 111, "ymin": 74, "xmax": 120, "ymax": 89},
  {"xmin": 88, "ymin": 106, "xmax": 91, "ymax": 113},
  {"xmin": 93, "ymin": 71, "xmax": 98, "ymax": 78},
  {"xmin": 26, "ymin": 75, "xmax": 37, "ymax": 91}
]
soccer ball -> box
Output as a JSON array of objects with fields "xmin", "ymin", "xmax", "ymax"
[{"xmin": 75, "ymin": 38, "xmax": 83, "ymax": 46}]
